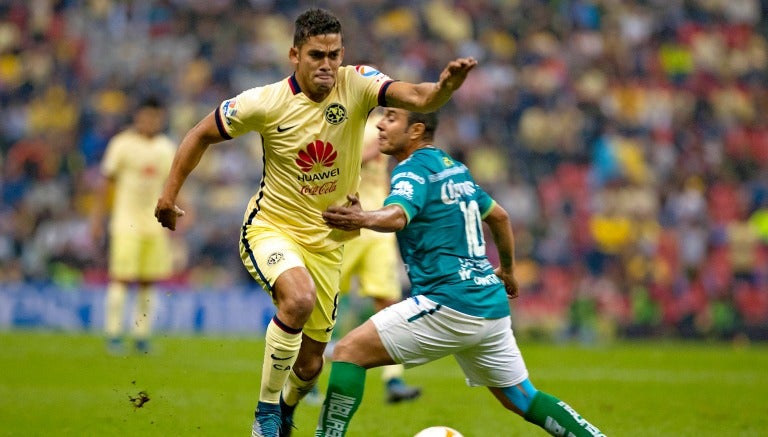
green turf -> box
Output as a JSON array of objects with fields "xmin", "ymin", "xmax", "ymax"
[{"xmin": 1, "ymin": 331, "xmax": 766, "ymax": 436}]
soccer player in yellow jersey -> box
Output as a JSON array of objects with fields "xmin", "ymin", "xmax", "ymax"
[
  {"xmin": 153, "ymin": 8, "xmax": 476, "ymax": 437},
  {"xmin": 337, "ymin": 109, "xmax": 421, "ymax": 403},
  {"xmin": 91, "ymin": 96, "xmax": 176, "ymax": 355}
]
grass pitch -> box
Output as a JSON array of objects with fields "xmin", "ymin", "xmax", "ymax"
[{"xmin": 1, "ymin": 330, "xmax": 766, "ymax": 436}]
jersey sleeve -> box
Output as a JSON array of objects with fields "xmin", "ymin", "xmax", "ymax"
[
  {"xmin": 215, "ymin": 86, "xmax": 267, "ymax": 139},
  {"xmin": 383, "ymin": 164, "xmax": 428, "ymax": 224},
  {"xmin": 350, "ymin": 65, "xmax": 394, "ymax": 110},
  {"xmin": 100, "ymin": 134, "xmax": 123, "ymax": 178},
  {"xmin": 475, "ymin": 183, "xmax": 497, "ymax": 219}
]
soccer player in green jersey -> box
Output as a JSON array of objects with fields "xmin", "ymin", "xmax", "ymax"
[
  {"xmin": 154, "ymin": 8, "xmax": 476, "ymax": 437},
  {"xmin": 318, "ymin": 108, "xmax": 606, "ymax": 437}
]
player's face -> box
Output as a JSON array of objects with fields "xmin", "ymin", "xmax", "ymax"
[
  {"xmin": 290, "ymin": 34, "xmax": 344, "ymax": 102},
  {"xmin": 376, "ymin": 108, "xmax": 414, "ymax": 160},
  {"xmin": 134, "ymin": 107, "xmax": 166, "ymax": 138}
]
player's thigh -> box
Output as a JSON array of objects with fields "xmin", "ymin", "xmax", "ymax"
[
  {"xmin": 138, "ymin": 234, "xmax": 172, "ymax": 281},
  {"xmin": 240, "ymin": 223, "xmax": 305, "ymax": 296},
  {"xmin": 241, "ymin": 223, "xmax": 342, "ymax": 342},
  {"xmin": 338, "ymin": 237, "xmax": 364, "ymax": 294},
  {"xmin": 301, "ymin": 246, "xmax": 343, "ymax": 343},
  {"xmin": 454, "ymin": 316, "xmax": 529, "ymax": 388},
  {"xmin": 372, "ymin": 296, "xmax": 473, "ymax": 367},
  {"xmin": 109, "ymin": 233, "xmax": 141, "ymax": 280},
  {"xmin": 357, "ymin": 235, "xmax": 400, "ymax": 301}
]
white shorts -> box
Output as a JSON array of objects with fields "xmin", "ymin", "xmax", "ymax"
[{"xmin": 371, "ymin": 296, "xmax": 529, "ymax": 388}]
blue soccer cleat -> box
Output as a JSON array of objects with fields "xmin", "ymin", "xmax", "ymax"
[
  {"xmin": 386, "ymin": 378, "xmax": 422, "ymax": 404},
  {"xmin": 252, "ymin": 401, "xmax": 282, "ymax": 437}
]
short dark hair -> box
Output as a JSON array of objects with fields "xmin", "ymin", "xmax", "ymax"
[
  {"xmin": 407, "ymin": 111, "xmax": 439, "ymax": 141},
  {"xmin": 138, "ymin": 95, "xmax": 164, "ymax": 110},
  {"xmin": 293, "ymin": 8, "xmax": 342, "ymax": 47}
]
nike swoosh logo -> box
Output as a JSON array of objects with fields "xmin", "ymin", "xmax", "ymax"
[
  {"xmin": 325, "ymin": 326, "xmax": 334, "ymax": 332},
  {"xmin": 277, "ymin": 124, "xmax": 297, "ymax": 132},
  {"xmin": 270, "ymin": 354, "xmax": 294, "ymax": 361}
]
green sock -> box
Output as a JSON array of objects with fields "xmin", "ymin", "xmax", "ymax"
[
  {"xmin": 315, "ymin": 362, "xmax": 366, "ymax": 437},
  {"xmin": 524, "ymin": 391, "xmax": 606, "ymax": 437}
]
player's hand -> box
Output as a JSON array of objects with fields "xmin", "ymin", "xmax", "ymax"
[
  {"xmin": 323, "ymin": 195, "xmax": 364, "ymax": 231},
  {"xmin": 495, "ymin": 267, "xmax": 519, "ymax": 300},
  {"xmin": 438, "ymin": 57, "xmax": 477, "ymax": 92},
  {"xmin": 154, "ymin": 198, "xmax": 185, "ymax": 231}
]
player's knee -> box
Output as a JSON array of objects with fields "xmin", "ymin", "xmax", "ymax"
[
  {"xmin": 331, "ymin": 337, "xmax": 359, "ymax": 363},
  {"xmin": 278, "ymin": 289, "xmax": 316, "ymax": 323}
]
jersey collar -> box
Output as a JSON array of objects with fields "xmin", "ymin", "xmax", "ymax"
[{"xmin": 288, "ymin": 74, "xmax": 302, "ymax": 95}]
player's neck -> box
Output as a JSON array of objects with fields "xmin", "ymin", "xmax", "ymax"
[{"xmin": 397, "ymin": 142, "xmax": 434, "ymax": 162}]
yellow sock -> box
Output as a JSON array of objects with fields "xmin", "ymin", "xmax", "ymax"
[
  {"xmin": 133, "ymin": 285, "xmax": 155, "ymax": 339},
  {"xmin": 105, "ymin": 281, "xmax": 127, "ymax": 337},
  {"xmin": 282, "ymin": 359, "xmax": 323, "ymax": 407},
  {"xmin": 260, "ymin": 318, "xmax": 302, "ymax": 404},
  {"xmin": 382, "ymin": 363, "xmax": 404, "ymax": 382}
]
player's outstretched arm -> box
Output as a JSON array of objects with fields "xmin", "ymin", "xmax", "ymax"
[
  {"xmin": 484, "ymin": 203, "xmax": 519, "ymax": 299},
  {"xmin": 323, "ymin": 195, "xmax": 407, "ymax": 233},
  {"xmin": 385, "ymin": 57, "xmax": 477, "ymax": 113},
  {"xmin": 155, "ymin": 111, "xmax": 225, "ymax": 231}
]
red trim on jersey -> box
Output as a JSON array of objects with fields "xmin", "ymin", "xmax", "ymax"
[{"xmin": 288, "ymin": 74, "xmax": 301, "ymax": 95}]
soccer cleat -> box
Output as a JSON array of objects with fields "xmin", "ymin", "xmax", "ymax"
[
  {"xmin": 279, "ymin": 395, "xmax": 297, "ymax": 437},
  {"xmin": 252, "ymin": 401, "xmax": 282, "ymax": 437},
  {"xmin": 386, "ymin": 378, "xmax": 422, "ymax": 404},
  {"xmin": 135, "ymin": 339, "xmax": 151, "ymax": 355},
  {"xmin": 106, "ymin": 337, "xmax": 126, "ymax": 356}
]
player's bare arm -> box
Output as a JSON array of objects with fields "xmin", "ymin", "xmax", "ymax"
[
  {"xmin": 323, "ymin": 195, "xmax": 407, "ymax": 233},
  {"xmin": 385, "ymin": 57, "xmax": 477, "ymax": 113},
  {"xmin": 89, "ymin": 175, "xmax": 114, "ymax": 244},
  {"xmin": 484, "ymin": 204, "xmax": 519, "ymax": 299},
  {"xmin": 155, "ymin": 111, "xmax": 225, "ymax": 231}
]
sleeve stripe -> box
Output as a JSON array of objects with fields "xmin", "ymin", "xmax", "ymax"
[
  {"xmin": 378, "ymin": 80, "xmax": 395, "ymax": 107},
  {"xmin": 384, "ymin": 200, "xmax": 412, "ymax": 225},
  {"xmin": 214, "ymin": 105, "xmax": 233, "ymax": 140},
  {"xmin": 481, "ymin": 199, "xmax": 497, "ymax": 219}
]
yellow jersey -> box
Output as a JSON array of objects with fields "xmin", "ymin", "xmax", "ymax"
[
  {"xmin": 357, "ymin": 112, "xmax": 391, "ymax": 240},
  {"xmin": 216, "ymin": 65, "xmax": 393, "ymax": 251},
  {"xmin": 101, "ymin": 129, "xmax": 176, "ymax": 236}
]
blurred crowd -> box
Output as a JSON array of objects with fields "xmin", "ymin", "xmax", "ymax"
[{"xmin": 1, "ymin": 0, "xmax": 767, "ymax": 340}]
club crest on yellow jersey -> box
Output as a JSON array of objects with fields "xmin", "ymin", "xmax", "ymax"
[{"xmin": 324, "ymin": 103, "xmax": 347, "ymax": 125}]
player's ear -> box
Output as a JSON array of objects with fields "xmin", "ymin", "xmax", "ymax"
[
  {"xmin": 409, "ymin": 122, "xmax": 426, "ymax": 140},
  {"xmin": 289, "ymin": 46, "xmax": 299, "ymax": 64}
]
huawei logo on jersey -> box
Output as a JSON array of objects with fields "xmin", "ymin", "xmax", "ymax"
[
  {"xmin": 296, "ymin": 140, "xmax": 340, "ymax": 195},
  {"xmin": 296, "ymin": 140, "xmax": 338, "ymax": 172}
]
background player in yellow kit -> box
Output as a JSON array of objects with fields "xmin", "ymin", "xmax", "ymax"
[
  {"xmin": 335, "ymin": 108, "xmax": 421, "ymax": 403},
  {"xmin": 91, "ymin": 96, "xmax": 176, "ymax": 355},
  {"xmin": 154, "ymin": 8, "xmax": 476, "ymax": 437}
]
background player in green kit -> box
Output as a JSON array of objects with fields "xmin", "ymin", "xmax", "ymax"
[{"xmin": 318, "ymin": 107, "xmax": 606, "ymax": 437}]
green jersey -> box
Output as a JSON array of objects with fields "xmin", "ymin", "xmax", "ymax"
[{"xmin": 383, "ymin": 147, "xmax": 509, "ymax": 319}]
